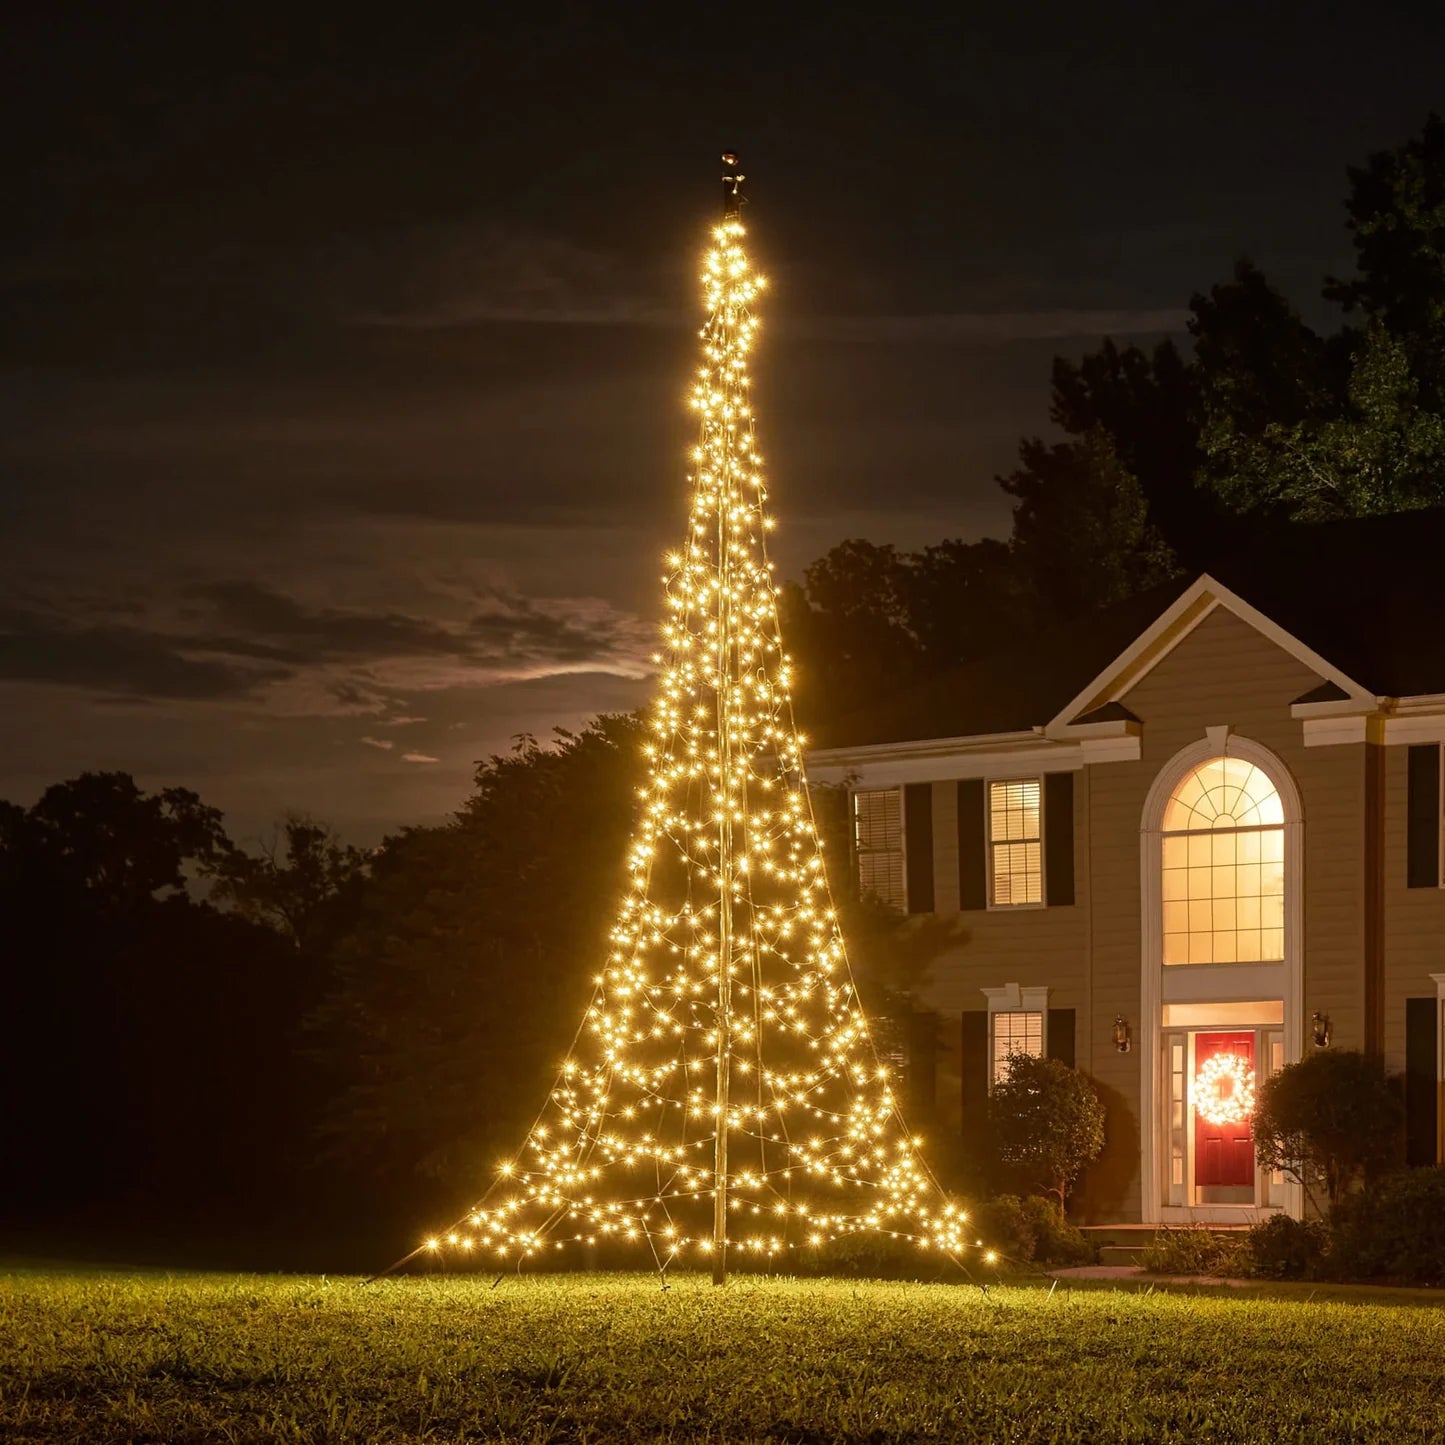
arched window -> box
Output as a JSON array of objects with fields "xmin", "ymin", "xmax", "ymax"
[{"xmin": 1161, "ymin": 757, "xmax": 1285, "ymax": 965}]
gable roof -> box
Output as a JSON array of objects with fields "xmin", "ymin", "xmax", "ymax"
[{"xmin": 813, "ymin": 508, "xmax": 1445, "ymax": 751}]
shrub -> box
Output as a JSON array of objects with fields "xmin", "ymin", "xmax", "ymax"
[
  {"xmin": 1019, "ymin": 1195, "xmax": 1097, "ymax": 1266},
  {"xmin": 1243, "ymin": 1214, "xmax": 1328, "ymax": 1280},
  {"xmin": 969, "ymin": 1195, "xmax": 1098, "ymax": 1268},
  {"xmin": 1141, "ymin": 1225, "xmax": 1247, "ymax": 1278},
  {"xmin": 1252, "ymin": 1050, "xmax": 1403, "ymax": 1207},
  {"xmin": 1329, "ymin": 1166, "xmax": 1445, "ymax": 1284},
  {"xmin": 988, "ymin": 1054, "xmax": 1106, "ymax": 1210},
  {"xmin": 973, "ymin": 1195, "xmax": 1036, "ymax": 1265}
]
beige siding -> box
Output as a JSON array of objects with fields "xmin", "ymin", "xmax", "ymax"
[
  {"xmin": 1382, "ymin": 744, "xmax": 1445, "ymax": 1070},
  {"xmin": 900, "ymin": 603, "xmax": 1397, "ymax": 1221}
]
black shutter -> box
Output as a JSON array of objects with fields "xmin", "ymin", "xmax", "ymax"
[
  {"xmin": 1407, "ymin": 745, "xmax": 1441, "ymax": 889},
  {"xmin": 906, "ymin": 1008, "xmax": 940, "ymax": 1123},
  {"xmin": 959, "ymin": 1010, "xmax": 992, "ymax": 1192},
  {"xmin": 956, "ymin": 779, "xmax": 987, "ymax": 911},
  {"xmin": 960, "ymin": 1008, "xmax": 989, "ymax": 1141},
  {"xmin": 1405, "ymin": 997, "xmax": 1440, "ymax": 1166},
  {"xmin": 904, "ymin": 783, "xmax": 934, "ymax": 913},
  {"xmin": 1044, "ymin": 773, "xmax": 1076, "ymax": 907},
  {"xmin": 1047, "ymin": 1008, "xmax": 1076, "ymax": 1068}
]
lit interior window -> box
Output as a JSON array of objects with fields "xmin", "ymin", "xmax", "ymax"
[
  {"xmin": 991, "ymin": 1010, "xmax": 1043, "ymax": 1084},
  {"xmin": 853, "ymin": 788, "xmax": 904, "ymax": 909},
  {"xmin": 989, "ymin": 779, "xmax": 1042, "ymax": 905},
  {"xmin": 1162, "ymin": 757, "xmax": 1284, "ymax": 965}
]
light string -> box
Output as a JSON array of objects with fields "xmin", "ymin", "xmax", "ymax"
[{"xmin": 417, "ymin": 212, "xmax": 975, "ymax": 1275}]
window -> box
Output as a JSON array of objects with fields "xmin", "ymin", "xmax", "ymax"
[
  {"xmin": 982, "ymin": 984, "xmax": 1050, "ymax": 1085},
  {"xmin": 991, "ymin": 1010, "xmax": 1043, "ymax": 1084},
  {"xmin": 853, "ymin": 788, "xmax": 904, "ymax": 909},
  {"xmin": 988, "ymin": 778, "xmax": 1042, "ymax": 906},
  {"xmin": 1161, "ymin": 757, "xmax": 1284, "ymax": 965}
]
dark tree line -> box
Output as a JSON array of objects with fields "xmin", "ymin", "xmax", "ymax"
[
  {"xmin": 783, "ymin": 116, "xmax": 1445, "ymax": 726},
  {"xmin": 6, "ymin": 118, "xmax": 1445, "ymax": 1266}
]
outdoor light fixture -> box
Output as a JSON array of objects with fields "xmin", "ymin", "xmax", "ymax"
[
  {"xmin": 1112, "ymin": 1016, "xmax": 1132, "ymax": 1053},
  {"xmin": 1311, "ymin": 1010, "xmax": 1332, "ymax": 1048}
]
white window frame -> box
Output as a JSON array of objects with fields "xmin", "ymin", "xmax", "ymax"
[
  {"xmin": 982, "ymin": 983, "xmax": 1050, "ymax": 1086},
  {"xmin": 852, "ymin": 786, "xmax": 907, "ymax": 911},
  {"xmin": 985, "ymin": 776, "xmax": 1046, "ymax": 911}
]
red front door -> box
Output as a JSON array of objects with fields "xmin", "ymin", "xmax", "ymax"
[{"xmin": 1194, "ymin": 1031, "xmax": 1255, "ymax": 1189}]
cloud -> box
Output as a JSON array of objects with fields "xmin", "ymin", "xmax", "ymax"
[
  {"xmin": 341, "ymin": 223, "xmax": 676, "ymax": 330},
  {"xmin": 0, "ymin": 578, "xmax": 653, "ymax": 714},
  {"xmin": 0, "ymin": 607, "xmax": 284, "ymax": 700},
  {"xmin": 788, "ymin": 308, "xmax": 1186, "ymax": 344},
  {"xmin": 359, "ymin": 736, "xmax": 394, "ymax": 750},
  {"xmin": 381, "ymin": 715, "xmax": 428, "ymax": 726},
  {"xmin": 402, "ymin": 751, "xmax": 439, "ymax": 763}
]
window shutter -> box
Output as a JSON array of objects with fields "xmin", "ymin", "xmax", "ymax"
[
  {"xmin": 1044, "ymin": 772, "xmax": 1076, "ymax": 907},
  {"xmin": 904, "ymin": 783, "xmax": 934, "ymax": 913},
  {"xmin": 960, "ymin": 1009, "xmax": 989, "ymax": 1146},
  {"xmin": 1046, "ymin": 1008, "xmax": 1076, "ymax": 1068},
  {"xmin": 906, "ymin": 1008, "xmax": 940, "ymax": 1123},
  {"xmin": 956, "ymin": 779, "xmax": 986, "ymax": 911},
  {"xmin": 1407, "ymin": 745, "xmax": 1441, "ymax": 889},
  {"xmin": 1405, "ymin": 997, "xmax": 1440, "ymax": 1166}
]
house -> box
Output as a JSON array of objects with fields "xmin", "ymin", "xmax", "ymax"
[{"xmin": 807, "ymin": 511, "xmax": 1445, "ymax": 1225}]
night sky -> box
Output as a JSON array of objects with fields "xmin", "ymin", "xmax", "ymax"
[{"xmin": 4, "ymin": 4, "xmax": 1444, "ymax": 842}]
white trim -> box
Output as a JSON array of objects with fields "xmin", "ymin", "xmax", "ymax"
[
  {"xmin": 1078, "ymin": 735, "xmax": 1142, "ymax": 764},
  {"xmin": 1139, "ymin": 734, "xmax": 1304, "ymax": 1224},
  {"xmin": 809, "ymin": 735, "xmax": 1080, "ymax": 789},
  {"xmin": 1048, "ymin": 574, "xmax": 1376, "ymax": 733},
  {"xmin": 1384, "ymin": 713, "xmax": 1445, "ymax": 746}
]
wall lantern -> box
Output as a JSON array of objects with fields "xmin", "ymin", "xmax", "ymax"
[
  {"xmin": 1311, "ymin": 1010, "xmax": 1333, "ymax": 1049},
  {"xmin": 1112, "ymin": 1016, "xmax": 1132, "ymax": 1053}
]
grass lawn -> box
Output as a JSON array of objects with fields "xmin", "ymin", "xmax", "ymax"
[{"xmin": 2, "ymin": 1269, "xmax": 1444, "ymax": 1442}]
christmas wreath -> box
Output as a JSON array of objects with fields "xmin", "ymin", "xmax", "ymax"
[{"xmin": 1193, "ymin": 1053, "xmax": 1256, "ymax": 1126}]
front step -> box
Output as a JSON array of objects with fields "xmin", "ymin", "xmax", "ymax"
[{"xmin": 1098, "ymin": 1244, "xmax": 1149, "ymax": 1267}]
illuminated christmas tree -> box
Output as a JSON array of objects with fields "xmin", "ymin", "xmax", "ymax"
[{"xmin": 421, "ymin": 156, "xmax": 967, "ymax": 1285}]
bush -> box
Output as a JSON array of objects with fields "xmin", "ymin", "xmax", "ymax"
[
  {"xmin": 973, "ymin": 1195, "xmax": 1036, "ymax": 1265},
  {"xmin": 1019, "ymin": 1195, "xmax": 1096, "ymax": 1266},
  {"xmin": 1243, "ymin": 1214, "xmax": 1328, "ymax": 1280},
  {"xmin": 1141, "ymin": 1225, "xmax": 1247, "ymax": 1278},
  {"xmin": 970, "ymin": 1195, "xmax": 1098, "ymax": 1268},
  {"xmin": 1329, "ymin": 1166, "xmax": 1445, "ymax": 1284},
  {"xmin": 1253, "ymin": 1050, "xmax": 1403, "ymax": 1207},
  {"xmin": 988, "ymin": 1054, "xmax": 1106, "ymax": 1210}
]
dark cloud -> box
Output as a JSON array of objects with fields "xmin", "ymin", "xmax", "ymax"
[
  {"xmin": 0, "ymin": 610, "xmax": 283, "ymax": 700},
  {"xmin": 191, "ymin": 580, "xmax": 464, "ymax": 663}
]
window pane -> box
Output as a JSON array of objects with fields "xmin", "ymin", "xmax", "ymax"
[
  {"xmin": 991, "ymin": 840, "xmax": 1042, "ymax": 905},
  {"xmin": 991, "ymin": 1010, "xmax": 1043, "ymax": 1083},
  {"xmin": 854, "ymin": 789, "xmax": 905, "ymax": 909},
  {"xmin": 1161, "ymin": 757, "xmax": 1286, "ymax": 965}
]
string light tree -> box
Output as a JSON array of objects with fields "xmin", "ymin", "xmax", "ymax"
[{"xmin": 416, "ymin": 155, "xmax": 973, "ymax": 1288}]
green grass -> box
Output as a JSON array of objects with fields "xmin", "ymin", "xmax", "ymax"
[{"xmin": 2, "ymin": 1269, "xmax": 1444, "ymax": 1442}]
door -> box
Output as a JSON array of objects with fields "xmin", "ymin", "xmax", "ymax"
[{"xmin": 1193, "ymin": 1030, "xmax": 1255, "ymax": 1202}]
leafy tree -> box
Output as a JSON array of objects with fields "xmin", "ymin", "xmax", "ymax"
[
  {"xmin": 1252, "ymin": 1049, "xmax": 1403, "ymax": 1208},
  {"xmin": 987, "ymin": 1053, "xmax": 1105, "ymax": 1212},
  {"xmin": 313, "ymin": 717, "xmax": 646, "ymax": 1202},
  {"xmin": 1001, "ymin": 426, "xmax": 1179, "ymax": 616},
  {"xmin": 1326, "ymin": 112, "xmax": 1445, "ymax": 407},
  {"xmin": 15, "ymin": 771, "xmax": 229, "ymax": 910},
  {"xmin": 208, "ymin": 815, "xmax": 369, "ymax": 951}
]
